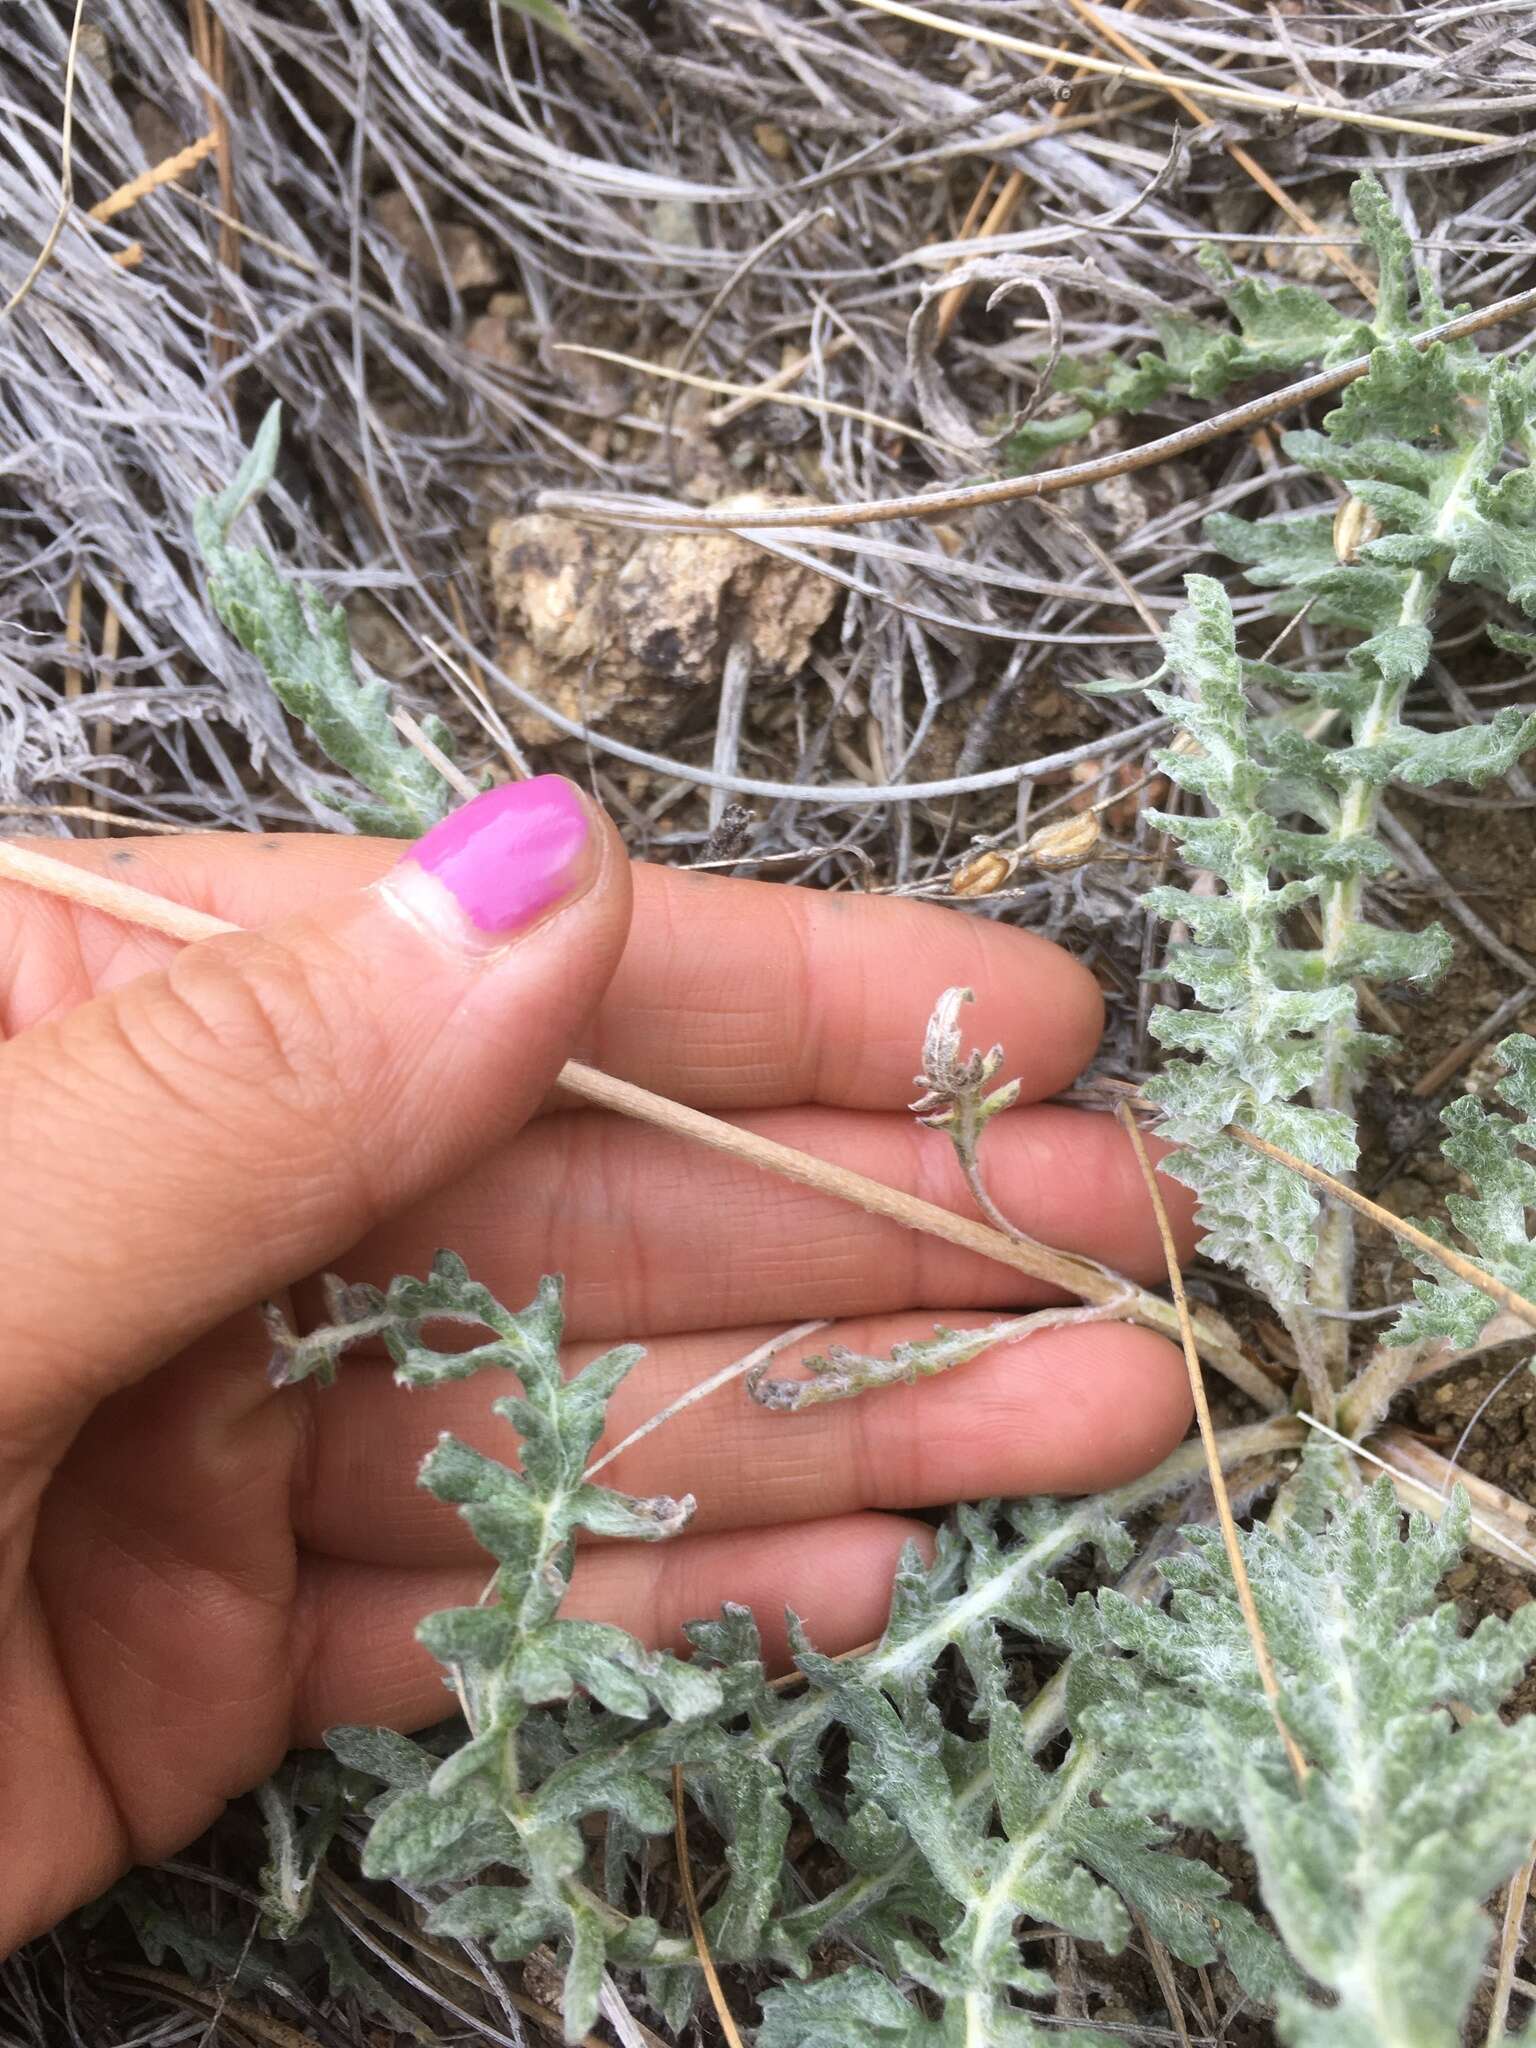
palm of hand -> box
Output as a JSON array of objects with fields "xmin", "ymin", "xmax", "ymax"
[{"xmin": 0, "ymin": 831, "xmax": 1190, "ymax": 1947}]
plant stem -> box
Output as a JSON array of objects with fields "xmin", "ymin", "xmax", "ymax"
[{"xmin": 1307, "ymin": 447, "xmax": 1482, "ymax": 1376}]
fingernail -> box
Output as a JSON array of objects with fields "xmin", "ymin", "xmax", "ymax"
[{"xmin": 381, "ymin": 778, "xmax": 596, "ymax": 951}]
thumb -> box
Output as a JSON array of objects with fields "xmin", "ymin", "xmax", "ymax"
[{"xmin": 0, "ymin": 778, "xmax": 630, "ymax": 1447}]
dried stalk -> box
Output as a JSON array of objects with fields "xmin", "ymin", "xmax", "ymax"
[
  {"xmin": 538, "ymin": 281, "xmax": 1536, "ymax": 532},
  {"xmin": 1486, "ymin": 1847, "xmax": 1536, "ymax": 2046},
  {"xmin": 671, "ymin": 1767, "xmax": 748, "ymax": 2048},
  {"xmin": 0, "ymin": 0, "xmax": 87, "ymax": 320},
  {"xmin": 1118, "ymin": 1102, "xmax": 1309, "ymax": 1784},
  {"xmin": 1063, "ymin": 0, "xmax": 1377, "ymax": 301},
  {"xmin": 1088, "ymin": 1078, "xmax": 1536, "ymax": 1345},
  {"xmin": 851, "ymin": 0, "xmax": 1510, "ymax": 147}
]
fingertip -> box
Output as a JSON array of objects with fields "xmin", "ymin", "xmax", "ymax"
[
  {"xmin": 970, "ymin": 933, "xmax": 1104, "ymax": 1101},
  {"xmin": 846, "ymin": 1315, "xmax": 1193, "ymax": 1505},
  {"xmin": 1047, "ymin": 1321, "xmax": 1194, "ymax": 1487}
]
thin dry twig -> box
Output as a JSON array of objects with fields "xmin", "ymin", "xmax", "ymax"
[
  {"xmin": 1089, "ymin": 1076, "xmax": 1536, "ymax": 1343},
  {"xmin": 93, "ymin": 1966, "xmax": 317, "ymax": 2048},
  {"xmin": 0, "ymin": 0, "xmax": 87, "ymax": 320},
  {"xmin": 1129, "ymin": 1907, "xmax": 1193, "ymax": 2048},
  {"xmin": 1229, "ymin": 1121, "xmax": 1536, "ymax": 1339},
  {"xmin": 538, "ymin": 279, "xmax": 1536, "ymax": 533},
  {"xmin": 319, "ymin": 1868, "xmax": 588, "ymax": 2047},
  {"xmin": 932, "ymin": 12, "xmax": 1146, "ymax": 343},
  {"xmin": 0, "ymin": 804, "xmax": 180, "ymax": 833},
  {"xmin": 661, "ymin": 203, "xmax": 829, "ymax": 467},
  {"xmin": 1117, "ymin": 1102, "xmax": 1310, "ymax": 1786},
  {"xmin": 671, "ymin": 1766, "xmax": 748, "ymax": 2048},
  {"xmin": 553, "ymin": 340, "xmax": 963, "ymax": 452},
  {"xmin": 1487, "ymin": 1846, "xmax": 1536, "ymax": 2045},
  {"xmin": 1064, "ymin": 0, "xmax": 1377, "ymax": 301},
  {"xmin": 1296, "ymin": 1416, "xmax": 1536, "ymax": 1575},
  {"xmin": 187, "ymin": 0, "xmax": 240, "ymax": 369},
  {"xmin": 849, "ymin": 0, "xmax": 1512, "ymax": 146},
  {"xmin": 389, "ymin": 707, "xmax": 479, "ymax": 801},
  {"xmin": 704, "ymin": 330, "xmax": 856, "ymax": 427}
]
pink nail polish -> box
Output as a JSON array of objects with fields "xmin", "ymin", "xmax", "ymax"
[{"xmin": 382, "ymin": 778, "xmax": 595, "ymax": 949}]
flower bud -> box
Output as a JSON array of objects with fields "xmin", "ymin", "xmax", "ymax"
[
  {"xmin": 1333, "ymin": 496, "xmax": 1382, "ymax": 565},
  {"xmin": 949, "ymin": 848, "xmax": 1018, "ymax": 898},
  {"xmin": 1023, "ymin": 810, "xmax": 1101, "ymax": 872}
]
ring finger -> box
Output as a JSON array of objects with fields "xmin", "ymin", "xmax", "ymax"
[{"xmin": 295, "ymin": 1310, "xmax": 1191, "ymax": 1567}]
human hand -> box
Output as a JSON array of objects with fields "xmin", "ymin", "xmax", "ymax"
[{"xmin": 0, "ymin": 782, "xmax": 1192, "ymax": 1947}]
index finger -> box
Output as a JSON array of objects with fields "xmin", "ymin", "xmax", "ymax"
[{"xmin": 9, "ymin": 833, "xmax": 1104, "ymax": 1110}]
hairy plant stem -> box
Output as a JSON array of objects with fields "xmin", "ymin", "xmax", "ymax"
[
  {"xmin": 771, "ymin": 1416, "xmax": 1302, "ymax": 1957},
  {"xmin": 1308, "ymin": 448, "xmax": 1480, "ymax": 1397}
]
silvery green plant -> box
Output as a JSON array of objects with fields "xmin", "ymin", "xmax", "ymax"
[
  {"xmin": 1389, "ymin": 1034, "xmax": 1536, "ymax": 1348},
  {"xmin": 178, "ymin": 176, "xmax": 1536, "ymax": 2047},
  {"xmin": 266, "ymin": 1258, "xmax": 1296, "ymax": 2043},
  {"xmin": 1136, "ymin": 176, "xmax": 1536, "ymax": 1401},
  {"xmin": 194, "ymin": 403, "xmax": 456, "ymax": 837}
]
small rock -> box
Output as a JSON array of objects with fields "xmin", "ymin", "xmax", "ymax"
[
  {"xmin": 488, "ymin": 498, "xmax": 836, "ymax": 745},
  {"xmin": 131, "ymin": 101, "xmax": 185, "ymax": 172},
  {"xmin": 374, "ymin": 189, "xmax": 499, "ymax": 290},
  {"xmin": 464, "ymin": 312, "xmax": 527, "ymax": 372},
  {"xmin": 520, "ymin": 1944, "xmax": 566, "ymax": 2012}
]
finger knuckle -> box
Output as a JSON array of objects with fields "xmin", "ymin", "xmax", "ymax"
[{"xmin": 128, "ymin": 936, "xmax": 382, "ymax": 1220}]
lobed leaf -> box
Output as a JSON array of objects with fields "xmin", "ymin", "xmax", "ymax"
[{"xmin": 195, "ymin": 403, "xmax": 457, "ymax": 837}]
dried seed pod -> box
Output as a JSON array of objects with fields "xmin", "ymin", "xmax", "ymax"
[
  {"xmin": 1333, "ymin": 495, "xmax": 1383, "ymax": 565},
  {"xmin": 1023, "ymin": 809, "xmax": 1102, "ymax": 872},
  {"xmin": 949, "ymin": 848, "xmax": 1017, "ymax": 898}
]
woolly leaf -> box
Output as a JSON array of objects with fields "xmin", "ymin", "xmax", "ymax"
[
  {"xmin": 287, "ymin": 1259, "xmax": 716, "ymax": 2039},
  {"xmin": 758, "ymin": 1968, "xmax": 950, "ymax": 2048},
  {"xmin": 1391, "ymin": 1034, "xmax": 1536, "ymax": 1346},
  {"xmin": 1080, "ymin": 1458, "xmax": 1536, "ymax": 2048},
  {"xmin": 1141, "ymin": 576, "xmax": 1357, "ymax": 1302},
  {"xmin": 195, "ymin": 403, "xmax": 457, "ymax": 837}
]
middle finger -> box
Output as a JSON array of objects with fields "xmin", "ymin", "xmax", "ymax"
[
  {"xmin": 302, "ymin": 1102, "xmax": 1197, "ymax": 1342},
  {"xmin": 295, "ymin": 1310, "xmax": 1191, "ymax": 1565}
]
